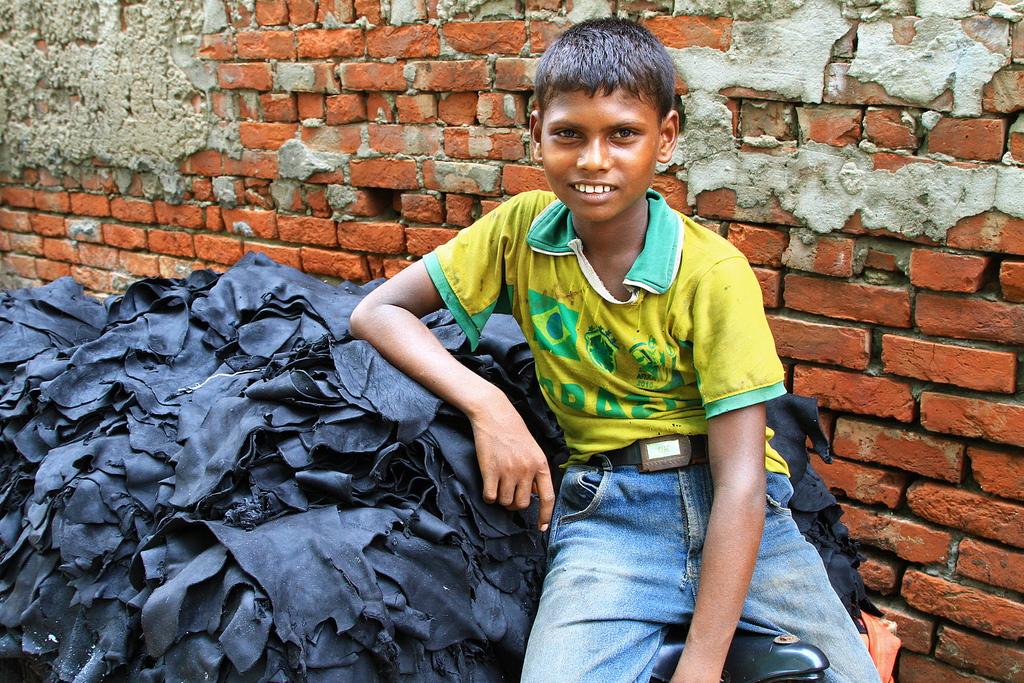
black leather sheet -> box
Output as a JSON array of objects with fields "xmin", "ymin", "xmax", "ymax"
[{"xmin": 0, "ymin": 252, "xmax": 564, "ymax": 682}]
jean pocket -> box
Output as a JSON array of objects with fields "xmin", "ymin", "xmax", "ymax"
[{"xmin": 554, "ymin": 466, "xmax": 607, "ymax": 526}]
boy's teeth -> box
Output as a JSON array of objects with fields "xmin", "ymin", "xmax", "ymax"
[{"xmin": 577, "ymin": 184, "xmax": 610, "ymax": 193}]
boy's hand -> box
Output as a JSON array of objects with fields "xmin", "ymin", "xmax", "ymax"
[{"xmin": 469, "ymin": 400, "xmax": 556, "ymax": 531}]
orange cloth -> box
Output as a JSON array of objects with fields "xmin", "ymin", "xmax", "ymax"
[{"xmin": 860, "ymin": 613, "xmax": 901, "ymax": 683}]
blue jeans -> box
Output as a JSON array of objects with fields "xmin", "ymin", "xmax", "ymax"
[{"xmin": 520, "ymin": 458, "xmax": 881, "ymax": 683}]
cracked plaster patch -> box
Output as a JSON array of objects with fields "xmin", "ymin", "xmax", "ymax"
[
  {"xmin": 847, "ymin": 17, "xmax": 1008, "ymax": 117},
  {"xmin": 683, "ymin": 143, "xmax": 1024, "ymax": 241},
  {"xmin": 0, "ymin": 0, "xmax": 209, "ymax": 179},
  {"xmin": 669, "ymin": 0, "xmax": 852, "ymax": 104}
]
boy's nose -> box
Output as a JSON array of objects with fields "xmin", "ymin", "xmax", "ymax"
[{"xmin": 577, "ymin": 139, "xmax": 611, "ymax": 171}]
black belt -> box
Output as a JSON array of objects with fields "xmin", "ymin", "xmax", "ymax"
[{"xmin": 605, "ymin": 434, "xmax": 708, "ymax": 473}]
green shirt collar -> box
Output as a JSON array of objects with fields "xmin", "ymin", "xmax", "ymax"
[{"xmin": 525, "ymin": 189, "xmax": 683, "ymax": 295}]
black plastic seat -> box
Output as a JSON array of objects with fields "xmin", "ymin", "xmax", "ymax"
[{"xmin": 650, "ymin": 626, "xmax": 829, "ymax": 682}]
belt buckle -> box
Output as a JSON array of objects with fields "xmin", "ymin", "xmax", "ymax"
[{"xmin": 638, "ymin": 435, "xmax": 692, "ymax": 473}]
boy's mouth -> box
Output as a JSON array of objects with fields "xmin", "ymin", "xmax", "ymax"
[{"xmin": 572, "ymin": 184, "xmax": 614, "ymax": 194}]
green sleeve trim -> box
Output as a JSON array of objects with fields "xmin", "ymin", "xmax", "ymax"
[
  {"xmin": 423, "ymin": 252, "xmax": 495, "ymax": 351},
  {"xmin": 704, "ymin": 382, "xmax": 788, "ymax": 418}
]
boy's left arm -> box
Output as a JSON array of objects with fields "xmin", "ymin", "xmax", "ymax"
[{"xmin": 670, "ymin": 402, "xmax": 767, "ymax": 683}]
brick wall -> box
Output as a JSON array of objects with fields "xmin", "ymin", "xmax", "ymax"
[{"xmin": 1, "ymin": 2, "xmax": 1023, "ymax": 681}]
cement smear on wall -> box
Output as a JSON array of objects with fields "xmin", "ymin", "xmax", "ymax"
[{"xmin": 0, "ymin": 0, "xmax": 209, "ymax": 189}]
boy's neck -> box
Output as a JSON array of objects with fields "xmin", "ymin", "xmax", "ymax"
[{"xmin": 570, "ymin": 193, "xmax": 650, "ymax": 262}]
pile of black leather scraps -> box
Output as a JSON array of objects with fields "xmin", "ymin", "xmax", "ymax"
[{"xmin": 0, "ymin": 252, "xmax": 567, "ymax": 683}]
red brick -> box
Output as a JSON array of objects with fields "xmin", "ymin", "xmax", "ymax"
[
  {"xmin": 4, "ymin": 252, "xmax": 40, "ymax": 279},
  {"xmin": 300, "ymin": 247, "xmax": 369, "ymax": 280},
  {"xmin": 424, "ymin": 160, "xmax": 501, "ymax": 196},
  {"xmin": 903, "ymin": 570, "xmax": 1024, "ymax": 640},
  {"xmin": 103, "ymin": 223, "xmax": 147, "ymax": 250},
  {"xmin": 948, "ymin": 211, "xmax": 1024, "ymax": 255},
  {"xmin": 365, "ymin": 92, "xmax": 393, "ymax": 122},
  {"xmin": 181, "ymin": 150, "xmax": 224, "ymax": 176},
  {"xmin": 255, "ymin": 0, "xmax": 288, "ymax": 25},
  {"xmin": 864, "ymin": 247, "xmax": 899, "ymax": 272},
  {"xmin": 651, "ymin": 175, "xmax": 690, "ymax": 215},
  {"xmin": 296, "ymin": 28, "xmax": 363, "ymax": 58},
  {"xmin": 957, "ymin": 538, "xmax": 1024, "ymax": 594},
  {"xmin": 910, "ymin": 249, "xmax": 994, "ymax": 292},
  {"xmin": 119, "ymin": 251, "xmax": 160, "ymax": 278},
  {"xmin": 33, "ymin": 190, "xmax": 70, "ymax": 213},
  {"xmin": 781, "ymin": 232, "xmax": 856, "ymax": 277},
  {"xmin": 69, "ymin": 193, "xmax": 111, "ymax": 217},
  {"xmin": 727, "ymin": 223, "xmax": 788, "ymax": 267},
  {"xmin": 443, "ymin": 127, "xmax": 525, "ymax": 161},
  {"xmin": 9, "ymin": 234, "xmax": 44, "ymax": 256},
  {"xmin": 480, "ymin": 200, "xmax": 502, "ymax": 216},
  {"xmin": 882, "ymin": 335, "xmax": 1016, "ymax": 394},
  {"xmin": 928, "ymin": 116, "xmax": 1007, "ymax": 161},
  {"xmin": 406, "ymin": 226, "xmax": 458, "ymax": 256},
  {"xmin": 784, "ymin": 274, "xmax": 911, "ymax": 327},
  {"xmin": 296, "ymin": 92, "xmax": 325, "ymax": 120},
  {"xmin": 898, "ymin": 652, "xmax": 991, "ymax": 683},
  {"xmin": 863, "ymin": 106, "xmax": 919, "ymax": 150},
  {"xmin": 242, "ymin": 242, "xmax": 301, "ymax": 269},
  {"xmin": 983, "ymin": 69, "xmax": 1024, "ymax": 113},
  {"xmin": 833, "ymin": 416, "xmax": 965, "ymax": 482},
  {"xmin": 154, "ymin": 201, "xmax": 204, "ymax": 230},
  {"xmin": 352, "ymin": 0, "xmax": 381, "ymax": 23},
  {"xmin": 37, "ymin": 259, "xmax": 74, "ymax": 283},
  {"xmin": 77, "ymin": 242, "xmax": 117, "ymax": 269},
  {"xmin": 841, "ymin": 503, "xmax": 951, "ymax": 564},
  {"xmin": 277, "ymin": 214, "xmax": 336, "ymax": 246},
  {"xmin": 643, "ymin": 15, "xmax": 731, "ymax": 50},
  {"xmin": 793, "ymin": 365, "xmax": 915, "ymax": 422},
  {"xmin": 192, "ymin": 178, "xmax": 216, "ymax": 203},
  {"xmin": 239, "ymin": 122, "xmax": 299, "ymax": 150},
  {"xmin": 317, "ymin": 0, "xmax": 354, "ymax": 24},
  {"xmin": 816, "ymin": 456, "xmax": 909, "ymax": 508},
  {"xmin": 529, "ymin": 20, "xmax": 566, "ymax": 53},
  {"xmin": 339, "ymin": 62, "xmax": 406, "ymax": 91},
  {"xmin": 908, "ymin": 480, "xmax": 1024, "ymax": 548},
  {"xmin": 199, "ymin": 33, "xmax": 234, "ymax": 60},
  {"xmin": 936, "ymin": 624, "xmax": 1024, "ymax": 683},
  {"xmin": 921, "ymin": 392, "xmax": 1024, "ymax": 450},
  {"xmin": 502, "ymin": 164, "xmax": 547, "ymax": 195},
  {"xmin": 148, "ymin": 229, "xmax": 195, "ymax": 257},
  {"xmin": 218, "ymin": 62, "xmax": 274, "ymax": 91},
  {"xmin": 494, "ymin": 58, "xmax": 538, "ymax": 91},
  {"xmin": 858, "ymin": 549, "xmax": 901, "ymax": 594},
  {"xmin": 0, "ymin": 209, "xmax": 31, "ymax": 233},
  {"xmin": 336, "ymin": 221, "xmax": 405, "ymax": 253},
  {"xmin": 411, "ymin": 60, "xmax": 489, "ymax": 92},
  {"xmin": 437, "ymin": 92, "xmax": 478, "ymax": 125},
  {"xmin": 368, "ymin": 124, "xmax": 441, "ymax": 156},
  {"xmin": 382, "ymin": 257, "xmax": 412, "ymax": 278},
  {"xmin": 825, "ymin": 62, "xmax": 954, "ymax": 111},
  {"xmin": 752, "ymin": 267, "xmax": 782, "ymax": 308},
  {"xmin": 333, "ymin": 188, "xmax": 391, "ymax": 217},
  {"xmin": 287, "ymin": 0, "xmax": 316, "ymax": 24},
  {"xmin": 916, "ymin": 292, "xmax": 1024, "ymax": 345},
  {"xmin": 30, "ymin": 214, "xmax": 66, "ymax": 237},
  {"xmin": 1010, "ymin": 126, "xmax": 1024, "ymax": 164},
  {"xmin": 476, "ymin": 92, "xmax": 525, "ymax": 127},
  {"xmin": 401, "ymin": 194, "xmax": 444, "ymax": 224},
  {"xmin": 877, "ymin": 602, "xmax": 936, "ymax": 654},
  {"xmin": 301, "ymin": 125, "xmax": 362, "ymax": 154},
  {"xmin": 445, "ymin": 194, "xmax": 474, "ymax": 227},
  {"xmin": 695, "ymin": 188, "xmax": 799, "ymax": 226},
  {"xmin": 443, "ymin": 21, "xmax": 526, "ymax": 55},
  {"xmin": 1001, "ymin": 259, "xmax": 1024, "ymax": 302},
  {"xmin": 0, "ymin": 187, "xmax": 35, "ymax": 208},
  {"xmin": 260, "ymin": 93, "xmax": 298, "ymax": 122},
  {"xmin": 349, "ymin": 158, "xmax": 419, "ymax": 190},
  {"xmin": 238, "ymin": 150, "xmax": 279, "ymax": 179},
  {"xmin": 194, "ymin": 233, "xmax": 244, "ymax": 266},
  {"xmin": 796, "ymin": 105, "xmax": 862, "ymax": 147},
  {"xmin": 236, "ymin": 30, "xmax": 296, "ymax": 59},
  {"xmin": 970, "ymin": 445, "xmax": 1024, "ymax": 502},
  {"xmin": 42, "ymin": 238, "xmax": 78, "ymax": 264},
  {"xmin": 367, "ymin": 25, "xmax": 438, "ymax": 58},
  {"xmin": 766, "ymin": 315, "xmax": 870, "ymax": 369},
  {"xmin": 396, "ymin": 94, "xmax": 436, "ymax": 124}
]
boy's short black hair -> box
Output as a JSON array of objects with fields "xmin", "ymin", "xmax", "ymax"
[{"xmin": 534, "ymin": 17, "xmax": 677, "ymax": 120}]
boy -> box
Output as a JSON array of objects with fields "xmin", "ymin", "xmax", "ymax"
[{"xmin": 350, "ymin": 17, "xmax": 880, "ymax": 683}]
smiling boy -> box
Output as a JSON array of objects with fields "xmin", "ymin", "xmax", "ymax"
[{"xmin": 350, "ymin": 17, "xmax": 880, "ymax": 683}]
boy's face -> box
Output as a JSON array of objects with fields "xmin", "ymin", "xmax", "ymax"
[{"xmin": 530, "ymin": 88, "xmax": 679, "ymax": 236}]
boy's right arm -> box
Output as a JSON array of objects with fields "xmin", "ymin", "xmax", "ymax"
[{"xmin": 349, "ymin": 261, "xmax": 555, "ymax": 530}]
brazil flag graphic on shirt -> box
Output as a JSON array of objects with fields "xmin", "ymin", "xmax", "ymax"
[{"xmin": 528, "ymin": 290, "xmax": 580, "ymax": 361}]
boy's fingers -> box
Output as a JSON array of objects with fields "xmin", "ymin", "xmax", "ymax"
[{"xmin": 535, "ymin": 471, "xmax": 555, "ymax": 531}]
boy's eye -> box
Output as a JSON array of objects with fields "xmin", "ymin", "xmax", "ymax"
[
  {"xmin": 613, "ymin": 129, "xmax": 637, "ymax": 139},
  {"xmin": 555, "ymin": 129, "xmax": 580, "ymax": 139}
]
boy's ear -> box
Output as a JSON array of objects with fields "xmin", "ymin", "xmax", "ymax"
[
  {"xmin": 657, "ymin": 109, "xmax": 680, "ymax": 164},
  {"xmin": 529, "ymin": 109, "xmax": 543, "ymax": 161}
]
